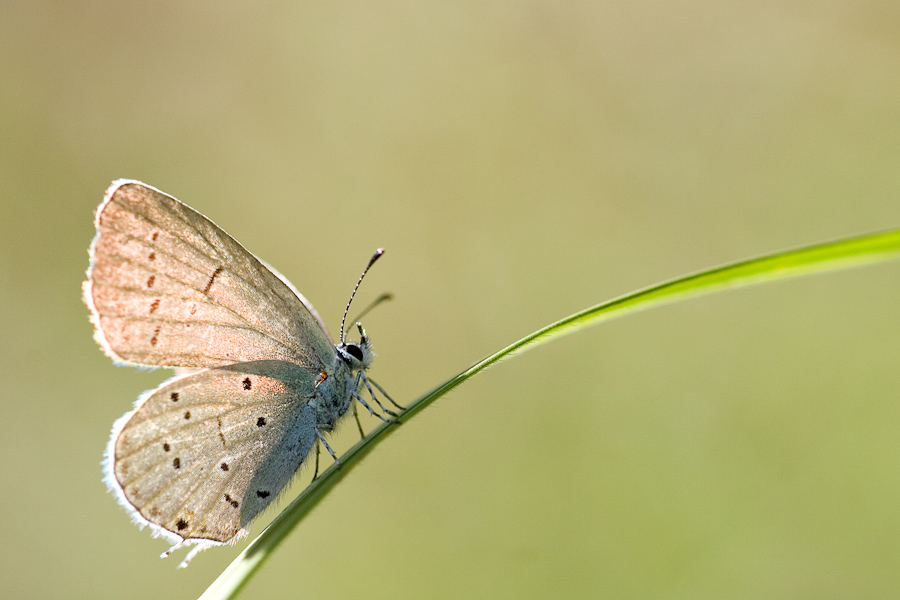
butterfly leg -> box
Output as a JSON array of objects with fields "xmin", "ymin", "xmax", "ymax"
[
  {"xmin": 177, "ymin": 544, "xmax": 208, "ymax": 569},
  {"xmin": 161, "ymin": 541, "xmax": 184, "ymax": 560},
  {"xmin": 352, "ymin": 389, "xmax": 398, "ymax": 424},
  {"xmin": 312, "ymin": 442, "xmax": 320, "ymax": 481},
  {"xmin": 162, "ymin": 539, "xmax": 214, "ymax": 569},
  {"xmin": 352, "ymin": 399, "xmax": 366, "ymax": 439},
  {"xmin": 367, "ymin": 376, "xmax": 406, "ymax": 410},
  {"xmin": 315, "ymin": 428, "xmax": 341, "ymax": 468},
  {"xmin": 355, "ymin": 371, "xmax": 400, "ymax": 419}
]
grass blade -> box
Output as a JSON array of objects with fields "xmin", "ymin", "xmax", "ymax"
[{"xmin": 200, "ymin": 227, "xmax": 900, "ymax": 600}]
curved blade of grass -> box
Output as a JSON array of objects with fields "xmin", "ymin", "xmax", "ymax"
[{"xmin": 200, "ymin": 227, "xmax": 900, "ymax": 600}]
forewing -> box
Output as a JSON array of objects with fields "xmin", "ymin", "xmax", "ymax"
[
  {"xmin": 84, "ymin": 180, "xmax": 335, "ymax": 369},
  {"xmin": 105, "ymin": 361, "xmax": 322, "ymax": 545}
]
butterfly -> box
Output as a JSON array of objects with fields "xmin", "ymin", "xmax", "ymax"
[{"xmin": 84, "ymin": 180, "xmax": 396, "ymax": 565}]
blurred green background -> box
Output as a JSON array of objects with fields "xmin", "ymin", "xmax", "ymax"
[{"xmin": 3, "ymin": 2, "xmax": 900, "ymax": 598}]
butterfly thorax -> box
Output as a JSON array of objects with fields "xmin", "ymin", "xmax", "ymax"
[{"xmin": 312, "ymin": 335, "xmax": 374, "ymax": 430}]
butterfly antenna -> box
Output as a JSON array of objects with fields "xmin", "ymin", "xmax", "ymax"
[
  {"xmin": 349, "ymin": 292, "xmax": 393, "ymax": 325},
  {"xmin": 341, "ymin": 248, "xmax": 385, "ymax": 344}
]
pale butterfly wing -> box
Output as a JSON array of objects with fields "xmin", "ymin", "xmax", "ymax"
[
  {"xmin": 106, "ymin": 360, "xmax": 320, "ymax": 547},
  {"xmin": 87, "ymin": 180, "xmax": 382, "ymax": 565},
  {"xmin": 84, "ymin": 179, "xmax": 335, "ymax": 369}
]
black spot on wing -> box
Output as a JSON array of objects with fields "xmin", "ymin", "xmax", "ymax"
[
  {"xmin": 170, "ymin": 392, "xmax": 179, "ymax": 402},
  {"xmin": 173, "ymin": 457, "xmax": 181, "ymax": 469},
  {"xmin": 203, "ymin": 266, "xmax": 223, "ymax": 294},
  {"xmin": 149, "ymin": 298, "xmax": 160, "ymax": 314},
  {"xmin": 146, "ymin": 274, "xmax": 155, "ymax": 288},
  {"xmin": 184, "ymin": 411, "xmax": 191, "ymax": 420},
  {"xmin": 256, "ymin": 490, "xmax": 270, "ymax": 499},
  {"xmin": 176, "ymin": 518, "xmax": 187, "ymax": 531},
  {"xmin": 217, "ymin": 417, "xmax": 226, "ymax": 448},
  {"xmin": 220, "ymin": 462, "xmax": 229, "ymax": 471},
  {"xmin": 242, "ymin": 377, "xmax": 251, "ymax": 390},
  {"xmin": 224, "ymin": 494, "xmax": 239, "ymax": 508},
  {"xmin": 150, "ymin": 326, "xmax": 160, "ymax": 346},
  {"xmin": 162, "ymin": 442, "xmax": 170, "ymax": 452},
  {"xmin": 257, "ymin": 417, "xmax": 266, "ymax": 427}
]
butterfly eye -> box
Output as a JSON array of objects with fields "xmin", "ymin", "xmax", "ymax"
[{"xmin": 345, "ymin": 344, "xmax": 364, "ymax": 362}]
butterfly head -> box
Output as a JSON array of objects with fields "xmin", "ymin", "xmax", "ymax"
[{"xmin": 338, "ymin": 322, "xmax": 375, "ymax": 370}]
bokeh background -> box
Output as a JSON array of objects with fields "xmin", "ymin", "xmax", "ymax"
[{"xmin": 3, "ymin": 2, "xmax": 900, "ymax": 598}]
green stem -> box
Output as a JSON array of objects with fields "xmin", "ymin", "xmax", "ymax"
[{"xmin": 200, "ymin": 227, "xmax": 900, "ymax": 600}]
